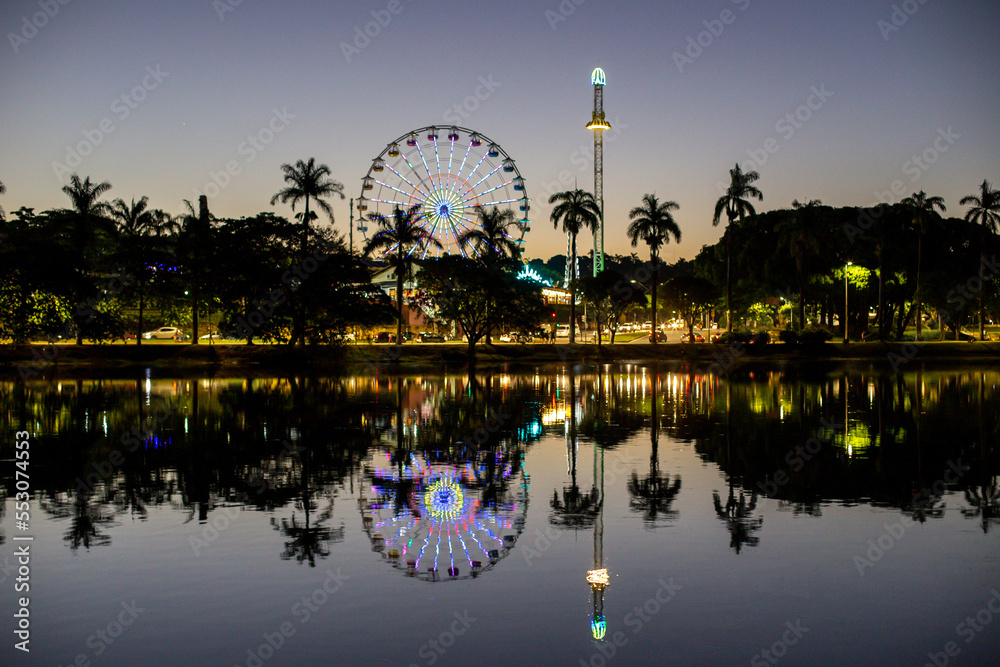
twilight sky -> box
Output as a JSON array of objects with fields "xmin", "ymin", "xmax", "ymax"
[{"xmin": 1, "ymin": 0, "xmax": 997, "ymax": 263}]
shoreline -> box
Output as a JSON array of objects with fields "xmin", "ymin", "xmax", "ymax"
[{"xmin": 2, "ymin": 341, "xmax": 999, "ymax": 377}]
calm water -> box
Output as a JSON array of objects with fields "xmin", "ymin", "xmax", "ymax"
[{"xmin": 1, "ymin": 366, "xmax": 998, "ymax": 666}]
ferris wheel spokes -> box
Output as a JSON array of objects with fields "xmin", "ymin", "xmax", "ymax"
[{"xmin": 359, "ymin": 126, "xmax": 529, "ymax": 258}]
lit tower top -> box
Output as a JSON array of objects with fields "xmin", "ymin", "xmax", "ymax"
[{"xmin": 586, "ymin": 67, "xmax": 610, "ymax": 276}]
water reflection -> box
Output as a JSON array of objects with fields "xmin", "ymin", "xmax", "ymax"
[{"xmin": 3, "ymin": 367, "xmax": 998, "ymax": 552}]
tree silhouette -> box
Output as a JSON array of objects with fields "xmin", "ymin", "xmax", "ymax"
[
  {"xmin": 364, "ymin": 205, "xmax": 442, "ymax": 345},
  {"xmin": 270, "ymin": 157, "xmax": 344, "ymax": 254},
  {"xmin": 960, "ymin": 180, "xmax": 1000, "ymax": 340},
  {"xmin": 459, "ymin": 206, "xmax": 522, "ymax": 344},
  {"xmin": 56, "ymin": 174, "xmax": 117, "ymax": 343},
  {"xmin": 627, "ymin": 194, "xmax": 681, "ymax": 342},
  {"xmin": 777, "ymin": 199, "xmax": 823, "ymax": 331},
  {"xmin": 110, "ymin": 196, "xmax": 174, "ymax": 343},
  {"xmin": 901, "ymin": 191, "xmax": 946, "ymax": 340},
  {"xmin": 549, "ymin": 189, "xmax": 601, "ymax": 343},
  {"xmin": 961, "ymin": 478, "xmax": 1000, "ymax": 534},
  {"xmin": 713, "ymin": 164, "xmax": 763, "ymax": 331},
  {"xmin": 712, "ymin": 484, "xmax": 763, "ymax": 554},
  {"xmin": 628, "ymin": 372, "xmax": 682, "ymax": 527},
  {"xmin": 550, "ymin": 373, "xmax": 601, "ymax": 528}
]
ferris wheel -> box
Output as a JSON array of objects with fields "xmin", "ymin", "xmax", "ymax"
[
  {"xmin": 359, "ymin": 452, "xmax": 529, "ymax": 583},
  {"xmin": 356, "ymin": 126, "xmax": 530, "ymax": 258}
]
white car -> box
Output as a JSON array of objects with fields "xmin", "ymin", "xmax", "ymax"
[{"xmin": 144, "ymin": 327, "xmax": 186, "ymax": 340}]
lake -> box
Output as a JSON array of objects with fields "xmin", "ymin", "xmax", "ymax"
[{"xmin": 1, "ymin": 365, "xmax": 998, "ymax": 666}]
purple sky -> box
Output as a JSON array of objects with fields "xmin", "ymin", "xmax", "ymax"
[{"xmin": 1, "ymin": 0, "xmax": 997, "ymax": 263}]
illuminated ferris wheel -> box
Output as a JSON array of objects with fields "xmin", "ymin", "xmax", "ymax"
[
  {"xmin": 356, "ymin": 126, "xmax": 530, "ymax": 258},
  {"xmin": 359, "ymin": 452, "xmax": 529, "ymax": 582}
]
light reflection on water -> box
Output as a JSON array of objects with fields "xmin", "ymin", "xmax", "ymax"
[{"xmin": 0, "ymin": 366, "xmax": 997, "ymax": 666}]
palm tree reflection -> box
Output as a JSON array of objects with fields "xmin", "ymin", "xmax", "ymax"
[
  {"xmin": 550, "ymin": 372, "xmax": 601, "ymax": 529},
  {"xmin": 712, "ymin": 382, "xmax": 763, "ymax": 554},
  {"xmin": 961, "ymin": 477, "xmax": 1000, "ymax": 533},
  {"xmin": 713, "ymin": 483, "xmax": 763, "ymax": 554},
  {"xmin": 628, "ymin": 369, "xmax": 681, "ymax": 527},
  {"xmin": 270, "ymin": 446, "xmax": 345, "ymax": 566}
]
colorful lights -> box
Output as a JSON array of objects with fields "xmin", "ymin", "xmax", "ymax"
[
  {"xmin": 591, "ymin": 616, "xmax": 607, "ymax": 641},
  {"xmin": 424, "ymin": 478, "xmax": 465, "ymax": 519},
  {"xmin": 591, "ymin": 67, "xmax": 606, "ymax": 86}
]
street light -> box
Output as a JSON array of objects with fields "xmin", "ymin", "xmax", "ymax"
[{"xmin": 843, "ymin": 261, "xmax": 852, "ymax": 344}]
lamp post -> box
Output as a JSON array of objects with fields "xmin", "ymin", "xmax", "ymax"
[{"xmin": 843, "ymin": 261, "xmax": 852, "ymax": 344}]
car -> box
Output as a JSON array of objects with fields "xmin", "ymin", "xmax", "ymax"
[
  {"xmin": 123, "ymin": 333, "xmax": 136, "ymax": 340},
  {"xmin": 373, "ymin": 332, "xmax": 395, "ymax": 343},
  {"xmin": 199, "ymin": 332, "xmax": 224, "ymax": 340},
  {"xmin": 680, "ymin": 332, "xmax": 705, "ymax": 343},
  {"xmin": 648, "ymin": 331, "xmax": 667, "ymax": 342},
  {"xmin": 419, "ymin": 332, "xmax": 445, "ymax": 343},
  {"xmin": 400, "ymin": 331, "xmax": 414, "ymax": 343},
  {"xmin": 143, "ymin": 327, "xmax": 185, "ymax": 340},
  {"xmin": 554, "ymin": 325, "xmax": 570, "ymax": 338}
]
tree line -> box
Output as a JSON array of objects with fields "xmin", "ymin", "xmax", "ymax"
[{"xmin": 2, "ymin": 163, "xmax": 998, "ymax": 347}]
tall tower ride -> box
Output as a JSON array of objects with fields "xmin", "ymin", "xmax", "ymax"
[{"xmin": 586, "ymin": 67, "xmax": 610, "ymax": 276}]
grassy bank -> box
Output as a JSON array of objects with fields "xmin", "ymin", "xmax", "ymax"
[{"xmin": 2, "ymin": 340, "xmax": 1000, "ymax": 377}]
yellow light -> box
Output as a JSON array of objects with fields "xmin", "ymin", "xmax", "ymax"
[{"xmin": 587, "ymin": 568, "xmax": 609, "ymax": 587}]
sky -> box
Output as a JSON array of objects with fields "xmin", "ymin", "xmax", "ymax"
[{"xmin": 1, "ymin": 0, "xmax": 998, "ymax": 264}]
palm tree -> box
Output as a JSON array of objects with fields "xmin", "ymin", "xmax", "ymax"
[
  {"xmin": 777, "ymin": 199, "xmax": 822, "ymax": 331},
  {"xmin": 270, "ymin": 158, "xmax": 344, "ymax": 256},
  {"xmin": 363, "ymin": 205, "xmax": 442, "ymax": 345},
  {"xmin": 59, "ymin": 173, "xmax": 114, "ymax": 251},
  {"xmin": 111, "ymin": 197, "xmax": 153, "ymax": 344},
  {"xmin": 627, "ymin": 194, "xmax": 681, "ymax": 343},
  {"xmin": 960, "ymin": 180, "xmax": 1000, "ymax": 340},
  {"xmin": 458, "ymin": 206, "xmax": 522, "ymax": 263},
  {"xmin": 549, "ymin": 190, "xmax": 601, "ymax": 343},
  {"xmin": 110, "ymin": 196, "xmax": 152, "ymax": 236},
  {"xmin": 110, "ymin": 197, "xmax": 176, "ymax": 344},
  {"xmin": 459, "ymin": 206, "xmax": 522, "ymax": 344},
  {"xmin": 178, "ymin": 197, "xmax": 213, "ymax": 344},
  {"xmin": 58, "ymin": 174, "xmax": 115, "ymax": 344},
  {"xmin": 713, "ymin": 164, "xmax": 763, "ymax": 332},
  {"xmin": 901, "ymin": 191, "xmax": 946, "ymax": 340}
]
